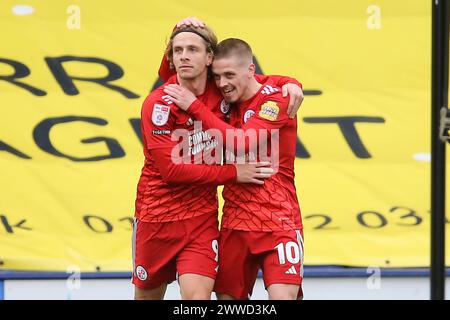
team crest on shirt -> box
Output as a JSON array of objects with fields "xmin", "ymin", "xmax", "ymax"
[
  {"xmin": 185, "ymin": 118, "xmax": 194, "ymax": 126},
  {"xmin": 243, "ymin": 109, "xmax": 255, "ymax": 123},
  {"xmin": 220, "ymin": 99, "xmax": 230, "ymax": 114},
  {"xmin": 259, "ymin": 101, "xmax": 280, "ymax": 121},
  {"xmin": 152, "ymin": 104, "xmax": 170, "ymax": 126},
  {"xmin": 135, "ymin": 265, "xmax": 148, "ymax": 281}
]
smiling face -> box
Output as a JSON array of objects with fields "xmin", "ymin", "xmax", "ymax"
[
  {"xmin": 212, "ymin": 55, "xmax": 255, "ymax": 103},
  {"xmin": 171, "ymin": 32, "xmax": 213, "ymax": 81}
]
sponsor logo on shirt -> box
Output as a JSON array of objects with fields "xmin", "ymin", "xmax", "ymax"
[
  {"xmin": 188, "ymin": 128, "xmax": 218, "ymax": 156},
  {"xmin": 259, "ymin": 101, "xmax": 280, "ymax": 121},
  {"xmin": 152, "ymin": 103, "xmax": 170, "ymax": 126},
  {"xmin": 225, "ymin": 149, "xmax": 256, "ymax": 163},
  {"xmin": 152, "ymin": 130, "xmax": 171, "ymax": 135},
  {"xmin": 243, "ymin": 109, "xmax": 255, "ymax": 123}
]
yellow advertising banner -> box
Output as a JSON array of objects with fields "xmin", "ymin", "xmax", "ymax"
[{"xmin": 0, "ymin": 0, "xmax": 449, "ymax": 272}]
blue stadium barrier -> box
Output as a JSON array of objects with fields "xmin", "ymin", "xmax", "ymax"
[
  {"xmin": 1, "ymin": 266, "xmax": 449, "ymax": 300},
  {"xmin": 1, "ymin": 266, "xmax": 449, "ymax": 280}
]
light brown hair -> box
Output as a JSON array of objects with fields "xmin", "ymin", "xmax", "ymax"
[{"xmin": 165, "ymin": 25, "xmax": 218, "ymax": 69}]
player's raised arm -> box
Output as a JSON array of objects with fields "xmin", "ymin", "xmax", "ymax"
[
  {"xmin": 142, "ymin": 95, "xmax": 273, "ymax": 185},
  {"xmin": 162, "ymin": 84, "xmax": 290, "ymax": 155},
  {"xmin": 255, "ymin": 74, "xmax": 304, "ymax": 118}
]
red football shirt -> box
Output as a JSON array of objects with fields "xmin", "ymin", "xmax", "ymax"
[
  {"xmin": 138, "ymin": 63, "xmax": 302, "ymax": 223},
  {"xmin": 186, "ymin": 84, "xmax": 303, "ymax": 231},
  {"xmin": 135, "ymin": 75, "xmax": 236, "ymax": 223}
]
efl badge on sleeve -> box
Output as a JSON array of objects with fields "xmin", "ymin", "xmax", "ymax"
[
  {"xmin": 259, "ymin": 101, "xmax": 280, "ymax": 121},
  {"xmin": 152, "ymin": 104, "xmax": 170, "ymax": 126}
]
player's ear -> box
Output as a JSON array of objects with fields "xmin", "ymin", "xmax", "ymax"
[
  {"xmin": 248, "ymin": 63, "xmax": 256, "ymax": 77},
  {"xmin": 206, "ymin": 52, "xmax": 213, "ymax": 66}
]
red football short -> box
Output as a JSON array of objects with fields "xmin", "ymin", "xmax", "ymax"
[
  {"xmin": 214, "ymin": 228, "xmax": 304, "ymax": 300},
  {"xmin": 132, "ymin": 213, "xmax": 219, "ymax": 289}
]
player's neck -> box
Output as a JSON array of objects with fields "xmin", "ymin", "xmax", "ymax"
[
  {"xmin": 177, "ymin": 72, "xmax": 207, "ymax": 96},
  {"xmin": 240, "ymin": 77, "xmax": 262, "ymax": 102}
]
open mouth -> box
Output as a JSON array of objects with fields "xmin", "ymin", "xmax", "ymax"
[{"xmin": 222, "ymin": 87, "xmax": 234, "ymax": 94}]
